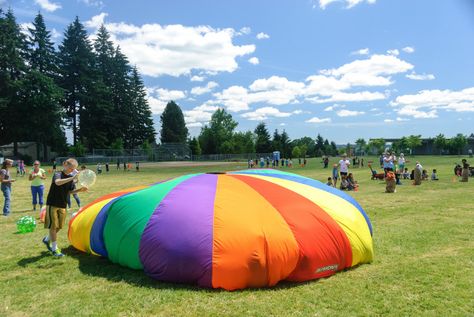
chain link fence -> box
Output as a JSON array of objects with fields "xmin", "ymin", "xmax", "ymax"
[{"xmin": 56, "ymin": 143, "xmax": 274, "ymax": 164}]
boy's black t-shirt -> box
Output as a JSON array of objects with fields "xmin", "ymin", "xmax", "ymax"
[{"xmin": 46, "ymin": 171, "xmax": 74, "ymax": 208}]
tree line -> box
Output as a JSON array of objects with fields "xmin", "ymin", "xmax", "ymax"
[
  {"xmin": 0, "ymin": 9, "xmax": 155, "ymax": 158},
  {"xmin": 356, "ymin": 133, "xmax": 470, "ymax": 156},
  {"xmin": 160, "ymin": 102, "xmax": 339, "ymax": 158}
]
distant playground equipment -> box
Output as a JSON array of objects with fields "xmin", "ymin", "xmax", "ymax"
[{"xmin": 368, "ymin": 164, "xmax": 384, "ymax": 180}]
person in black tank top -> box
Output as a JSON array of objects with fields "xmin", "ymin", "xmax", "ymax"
[{"xmin": 42, "ymin": 158, "xmax": 88, "ymax": 257}]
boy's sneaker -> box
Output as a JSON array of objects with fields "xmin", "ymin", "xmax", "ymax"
[
  {"xmin": 52, "ymin": 249, "xmax": 64, "ymax": 257},
  {"xmin": 42, "ymin": 237, "xmax": 52, "ymax": 252}
]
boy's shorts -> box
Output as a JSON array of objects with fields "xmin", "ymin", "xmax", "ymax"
[{"xmin": 44, "ymin": 205, "xmax": 67, "ymax": 229}]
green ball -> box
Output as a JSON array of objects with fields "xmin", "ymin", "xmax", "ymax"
[{"xmin": 16, "ymin": 216, "xmax": 36, "ymax": 233}]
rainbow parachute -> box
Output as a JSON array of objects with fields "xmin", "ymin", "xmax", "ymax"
[{"xmin": 69, "ymin": 169, "xmax": 373, "ymax": 290}]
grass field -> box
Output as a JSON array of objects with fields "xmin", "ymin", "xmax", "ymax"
[{"xmin": 0, "ymin": 156, "xmax": 473, "ymax": 316}]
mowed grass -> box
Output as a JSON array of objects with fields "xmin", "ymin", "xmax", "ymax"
[{"xmin": 0, "ymin": 156, "xmax": 473, "ymax": 316}]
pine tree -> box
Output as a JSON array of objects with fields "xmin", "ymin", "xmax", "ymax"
[
  {"xmin": 27, "ymin": 13, "xmax": 58, "ymax": 76},
  {"xmin": 127, "ymin": 66, "xmax": 155, "ymax": 147},
  {"xmin": 111, "ymin": 46, "xmax": 133, "ymax": 143},
  {"xmin": 0, "ymin": 9, "xmax": 28, "ymax": 153},
  {"xmin": 25, "ymin": 12, "xmax": 66, "ymax": 158},
  {"xmin": 160, "ymin": 101, "xmax": 188, "ymax": 143},
  {"xmin": 254, "ymin": 122, "xmax": 272, "ymax": 153},
  {"xmin": 280, "ymin": 130, "xmax": 291, "ymax": 157},
  {"xmin": 58, "ymin": 17, "xmax": 95, "ymax": 145},
  {"xmin": 90, "ymin": 25, "xmax": 118, "ymax": 146}
]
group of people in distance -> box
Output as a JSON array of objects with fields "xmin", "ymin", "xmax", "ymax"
[{"xmin": 247, "ymin": 157, "xmax": 307, "ymax": 169}]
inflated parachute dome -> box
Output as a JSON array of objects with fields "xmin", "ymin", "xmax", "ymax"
[{"xmin": 69, "ymin": 169, "xmax": 374, "ymax": 291}]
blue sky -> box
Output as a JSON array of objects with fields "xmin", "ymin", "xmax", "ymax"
[{"xmin": 3, "ymin": 0, "xmax": 474, "ymax": 143}]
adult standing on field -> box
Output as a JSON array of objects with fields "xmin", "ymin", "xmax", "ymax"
[
  {"xmin": 29, "ymin": 160, "xmax": 47, "ymax": 211},
  {"xmin": 0, "ymin": 159, "xmax": 15, "ymax": 216},
  {"xmin": 338, "ymin": 154, "xmax": 351, "ymax": 179}
]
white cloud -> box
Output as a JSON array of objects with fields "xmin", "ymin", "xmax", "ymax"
[
  {"xmin": 406, "ymin": 72, "xmax": 435, "ymax": 81},
  {"xmin": 393, "ymin": 87, "xmax": 474, "ymax": 115},
  {"xmin": 396, "ymin": 117, "xmax": 409, "ymax": 121},
  {"xmin": 34, "ymin": 0, "xmax": 61, "ymax": 12},
  {"xmin": 241, "ymin": 106, "xmax": 294, "ymax": 121},
  {"xmin": 304, "ymin": 54, "xmax": 413, "ymax": 102},
  {"xmin": 190, "ymin": 75, "xmax": 205, "ymax": 82},
  {"xmin": 306, "ymin": 117, "xmax": 331, "ymax": 123},
  {"xmin": 239, "ymin": 27, "xmax": 251, "ymax": 35},
  {"xmin": 184, "ymin": 105, "xmax": 216, "ymax": 127},
  {"xmin": 79, "ymin": 0, "xmax": 104, "ymax": 7},
  {"xmin": 147, "ymin": 88, "xmax": 187, "ymax": 114},
  {"xmin": 384, "ymin": 119, "xmax": 394, "ymax": 123},
  {"xmin": 402, "ymin": 46, "xmax": 415, "ymax": 53},
  {"xmin": 322, "ymin": 54, "xmax": 413, "ymax": 78},
  {"xmin": 319, "ymin": 0, "xmax": 376, "ymax": 9},
  {"xmin": 351, "ymin": 48, "xmax": 370, "ymax": 55},
  {"xmin": 248, "ymin": 57, "xmax": 260, "ymax": 65},
  {"xmin": 392, "ymin": 87, "xmax": 474, "ymax": 112},
  {"xmin": 213, "ymin": 76, "xmax": 305, "ymax": 112},
  {"xmin": 256, "ymin": 32, "xmax": 270, "ymax": 40},
  {"xmin": 51, "ymin": 28, "xmax": 61, "ymax": 40},
  {"xmin": 191, "ymin": 81, "xmax": 219, "ymax": 95},
  {"xmin": 85, "ymin": 13, "xmax": 108, "ymax": 29},
  {"xmin": 207, "ymin": 53, "xmax": 412, "ymax": 114},
  {"xmin": 324, "ymin": 104, "xmax": 345, "ymax": 111},
  {"xmin": 19, "ymin": 23, "xmax": 33, "ymax": 36},
  {"xmin": 307, "ymin": 91, "xmax": 386, "ymax": 103},
  {"xmin": 98, "ymin": 22, "xmax": 255, "ymax": 77},
  {"xmin": 387, "ymin": 49, "xmax": 399, "ymax": 56},
  {"xmin": 398, "ymin": 107, "xmax": 438, "ymax": 118},
  {"xmin": 336, "ymin": 109, "xmax": 365, "ymax": 117}
]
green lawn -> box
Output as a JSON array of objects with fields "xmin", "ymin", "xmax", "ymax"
[{"xmin": 1, "ymin": 156, "xmax": 473, "ymax": 316}]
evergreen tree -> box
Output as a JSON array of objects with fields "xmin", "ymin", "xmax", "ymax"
[
  {"xmin": 19, "ymin": 70, "xmax": 65, "ymax": 158},
  {"xmin": 324, "ymin": 139, "xmax": 330, "ymax": 155},
  {"xmin": 160, "ymin": 101, "xmax": 188, "ymax": 143},
  {"xmin": 0, "ymin": 9, "xmax": 28, "ymax": 151},
  {"xmin": 272, "ymin": 129, "xmax": 281, "ymax": 152},
  {"xmin": 330, "ymin": 141, "xmax": 338, "ymax": 156},
  {"xmin": 25, "ymin": 12, "xmax": 65, "ymax": 157},
  {"xmin": 91, "ymin": 26, "xmax": 121, "ymax": 146},
  {"xmin": 27, "ymin": 13, "xmax": 58, "ymax": 76},
  {"xmin": 315, "ymin": 134, "xmax": 325, "ymax": 156},
  {"xmin": 254, "ymin": 122, "xmax": 272, "ymax": 153},
  {"xmin": 58, "ymin": 17, "xmax": 95, "ymax": 145},
  {"xmin": 127, "ymin": 66, "xmax": 155, "ymax": 147},
  {"xmin": 280, "ymin": 130, "xmax": 291, "ymax": 157},
  {"xmin": 188, "ymin": 137, "xmax": 201, "ymax": 156},
  {"xmin": 111, "ymin": 46, "xmax": 133, "ymax": 143}
]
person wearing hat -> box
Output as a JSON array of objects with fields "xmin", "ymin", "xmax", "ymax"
[{"xmin": 0, "ymin": 159, "xmax": 16, "ymax": 216}]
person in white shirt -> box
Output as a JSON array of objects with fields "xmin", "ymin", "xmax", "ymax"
[{"xmin": 338, "ymin": 154, "xmax": 351, "ymax": 178}]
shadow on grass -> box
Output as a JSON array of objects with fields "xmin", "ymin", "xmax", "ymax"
[
  {"xmin": 61, "ymin": 246, "xmax": 211, "ymax": 292},
  {"xmin": 17, "ymin": 251, "xmax": 58, "ymax": 267},
  {"xmin": 60, "ymin": 245, "xmax": 321, "ymax": 292}
]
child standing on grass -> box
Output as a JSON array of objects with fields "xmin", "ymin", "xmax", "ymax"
[
  {"xmin": 332, "ymin": 164, "xmax": 339, "ymax": 188},
  {"xmin": 42, "ymin": 158, "xmax": 88, "ymax": 257}
]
